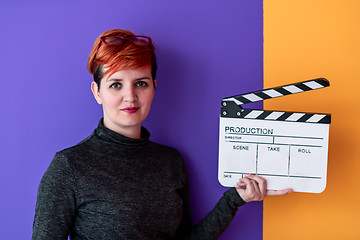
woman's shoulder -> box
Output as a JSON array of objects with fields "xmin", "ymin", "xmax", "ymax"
[{"xmin": 54, "ymin": 131, "xmax": 97, "ymax": 161}]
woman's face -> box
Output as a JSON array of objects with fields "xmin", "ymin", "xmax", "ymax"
[{"xmin": 91, "ymin": 66, "xmax": 156, "ymax": 137}]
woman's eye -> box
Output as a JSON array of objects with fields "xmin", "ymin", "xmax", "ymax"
[
  {"xmin": 110, "ymin": 82, "xmax": 121, "ymax": 88},
  {"xmin": 136, "ymin": 81, "xmax": 148, "ymax": 87}
]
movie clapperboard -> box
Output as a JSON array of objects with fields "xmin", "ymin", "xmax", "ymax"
[{"xmin": 218, "ymin": 78, "xmax": 331, "ymax": 193}]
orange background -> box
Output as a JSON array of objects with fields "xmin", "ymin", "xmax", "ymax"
[{"xmin": 263, "ymin": 0, "xmax": 360, "ymax": 239}]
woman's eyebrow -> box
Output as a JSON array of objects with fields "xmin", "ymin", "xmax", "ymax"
[
  {"xmin": 135, "ymin": 77, "xmax": 152, "ymax": 81},
  {"xmin": 107, "ymin": 78, "xmax": 122, "ymax": 82},
  {"xmin": 107, "ymin": 76, "xmax": 151, "ymax": 82}
]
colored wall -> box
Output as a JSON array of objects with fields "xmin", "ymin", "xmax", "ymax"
[
  {"xmin": 263, "ymin": 0, "xmax": 360, "ymax": 239},
  {"xmin": 0, "ymin": 1, "xmax": 265, "ymax": 239}
]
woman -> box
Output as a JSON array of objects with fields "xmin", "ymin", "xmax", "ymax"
[{"xmin": 32, "ymin": 29, "xmax": 291, "ymax": 240}]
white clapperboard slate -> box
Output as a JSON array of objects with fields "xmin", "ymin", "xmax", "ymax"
[{"xmin": 218, "ymin": 78, "xmax": 331, "ymax": 193}]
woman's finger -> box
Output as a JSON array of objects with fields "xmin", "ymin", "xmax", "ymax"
[
  {"xmin": 238, "ymin": 177, "xmax": 251, "ymax": 188},
  {"xmin": 241, "ymin": 177, "xmax": 256, "ymax": 193},
  {"xmin": 267, "ymin": 188, "xmax": 293, "ymax": 196},
  {"xmin": 245, "ymin": 174, "xmax": 267, "ymax": 197},
  {"xmin": 250, "ymin": 179, "xmax": 260, "ymax": 194},
  {"xmin": 236, "ymin": 181, "xmax": 246, "ymax": 188}
]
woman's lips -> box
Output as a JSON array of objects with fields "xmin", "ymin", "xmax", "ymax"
[{"xmin": 121, "ymin": 107, "xmax": 139, "ymax": 113}]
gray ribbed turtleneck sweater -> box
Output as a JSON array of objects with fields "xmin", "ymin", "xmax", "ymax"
[{"xmin": 32, "ymin": 119, "xmax": 245, "ymax": 239}]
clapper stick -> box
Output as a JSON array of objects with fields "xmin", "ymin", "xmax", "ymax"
[
  {"xmin": 222, "ymin": 78, "xmax": 329, "ymax": 106},
  {"xmin": 220, "ymin": 78, "xmax": 331, "ymax": 124}
]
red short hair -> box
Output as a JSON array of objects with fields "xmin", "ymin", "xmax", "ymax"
[{"xmin": 87, "ymin": 29, "xmax": 157, "ymax": 87}]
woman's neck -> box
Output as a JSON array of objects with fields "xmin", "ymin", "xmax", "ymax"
[{"xmin": 103, "ymin": 119, "xmax": 142, "ymax": 139}]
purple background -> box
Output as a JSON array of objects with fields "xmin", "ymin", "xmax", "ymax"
[{"xmin": 0, "ymin": 1, "xmax": 263, "ymax": 239}]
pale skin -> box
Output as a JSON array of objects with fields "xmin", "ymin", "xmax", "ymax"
[
  {"xmin": 236, "ymin": 174, "xmax": 292, "ymax": 202},
  {"xmin": 91, "ymin": 66, "xmax": 156, "ymax": 139},
  {"xmin": 91, "ymin": 65, "xmax": 292, "ymax": 203}
]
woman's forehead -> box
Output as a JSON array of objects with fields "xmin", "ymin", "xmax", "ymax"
[{"xmin": 104, "ymin": 65, "xmax": 153, "ymax": 81}]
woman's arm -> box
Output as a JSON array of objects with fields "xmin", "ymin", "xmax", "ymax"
[
  {"xmin": 177, "ymin": 174, "xmax": 292, "ymax": 240},
  {"xmin": 32, "ymin": 153, "xmax": 76, "ymax": 240}
]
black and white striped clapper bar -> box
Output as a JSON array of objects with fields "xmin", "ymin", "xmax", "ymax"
[{"xmin": 218, "ymin": 78, "xmax": 331, "ymax": 193}]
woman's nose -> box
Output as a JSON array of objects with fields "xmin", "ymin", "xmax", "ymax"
[{"xmin": 123, "ymin": 86, "xmax": 137, "ymax": 102}]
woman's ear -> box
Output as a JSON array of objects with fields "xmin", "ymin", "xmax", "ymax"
[
  {"xmin": 154, "ymin": 79, "xmax": 157, "ymax": 88},
  {"xmin": 91, "ymin": 81, "xmax": 102, "ymax": 105}
]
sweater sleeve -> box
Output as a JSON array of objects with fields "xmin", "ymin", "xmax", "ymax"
[
  {"xmin": 175, "ymin": 154, "xmax": 246, "ymax": 240},
  {"xmin": 32, "ymin": 152, "xmax": 77, "ymax": 240},
  {"xmin": 181, "ymin": 185, "xmax": 245, "ymax": 240}
]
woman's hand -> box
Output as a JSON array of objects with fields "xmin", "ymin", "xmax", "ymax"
[{"xmin": 236, "ymin": 174, "xmax": 293, "ymax": 203}]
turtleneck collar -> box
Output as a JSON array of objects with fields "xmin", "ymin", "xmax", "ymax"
[{"xmin": 95, "ymin": 119, "xmax": 150, "ymax": 146}]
